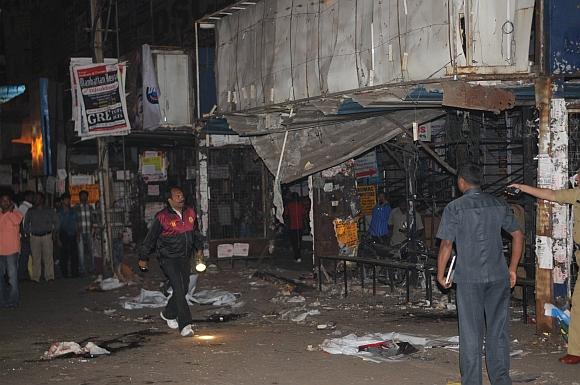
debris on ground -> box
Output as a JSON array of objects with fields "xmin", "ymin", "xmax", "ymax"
[
  {"xmin": 87, "ymin": 276, "xmax": 126, "ymax": 292},
  {"xmin": 270, "ymin": 295, "xmax": 305, "ymax": 304},
  {"xmin": 120, "ymin": 289, "xmax": 168, "ymax": 310},
  {"xmin": 317, "ymin": 322, "xmax": 336, "ymax": 330},
  {"xmin": 42, "ymin": 341, "xmax": 110, "ymax": 360},
  {"xmin": 252, "ymin": 270, "xmax": 312, "ymax": 294},
  {"xmin": 544, "ymin": 303, "xmax": 570, "ymax": 341},
  {"xmin": 321, "ymin": 332, "xmax": 459, "ymax": 363},
  {"xmin": 116, "ymin": 262, "xmax": 140, "ymax": 283},
  {"xmin": 192, "ymin": 313, "xmax": 247, "ymax": 323},
  {"xmin": 279, "ymin": 307, "xmax": 321, "ymax": 322},
  {"xmin": 190, "ymin": 289, "xmax": 238, "ymax": 306}
]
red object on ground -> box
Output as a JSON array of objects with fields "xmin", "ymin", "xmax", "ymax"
[{"xmin": 559, "ymin": 354, "xmax": 580, "ymax": 364}]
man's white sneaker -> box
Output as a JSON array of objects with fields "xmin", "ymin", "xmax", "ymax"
[
  {"xmin": 160, "ymin": 312, "xmax": 178, "ymax": 329},
  {"xmin": 180, "ymin": 324, "xmax": 195, "ymax": 337}
]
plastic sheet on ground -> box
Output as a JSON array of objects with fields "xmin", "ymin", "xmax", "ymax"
[
  {"xmin": 189, "ymin": 289, "xmax": 238, "ymax": 306},
  {"xmin": 121, "ymin": 289, "xmax": 168, "ymax": 310},
  {"xmin": 42, "ymin": 341, "xmax": 111, "ymax": 360},
  {"xmin": 121, "ymin": 274, "xmax": 198, "ymax": 310},
  {"xmin": 321, "ymin": 332, "xmax": 459, "ymax": 363}
]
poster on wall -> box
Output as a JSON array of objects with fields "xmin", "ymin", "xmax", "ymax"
[
  {"xmin": 71, "ymin": 61, "xmax": 130, "ymax": 139},
  {"xmin": 139, "ymin": 151, "xmax": 167, "ymax": 182},
  {"xmin": 357, "ymin": 185, "xmax": 377, "ymax": 216},
  {"xmin": 333, "ymin": 218, "xmax": 359, "ymax": 257},
  {"xmin": 354, "ymin": 151, "xmax": 378, "ymax": 180}
]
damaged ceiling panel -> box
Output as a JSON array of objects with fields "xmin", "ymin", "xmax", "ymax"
[
  {"xmin": 214, "ymin": 0, "xmax": 534, "ymax": 114},
  {"xmin": 247, "ymin": 109, "xmax": 444, "ymax": 184}
]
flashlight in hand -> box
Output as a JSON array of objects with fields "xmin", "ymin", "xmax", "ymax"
[
  {"xmin": 194, "ymin": 251, "xmax": 206, "ymax": 272},
  {"xmin": 138, "ymin": 260, "xmax": 149, "ymax": 273}
]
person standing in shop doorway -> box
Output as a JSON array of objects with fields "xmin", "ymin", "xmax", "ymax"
[
  {"xmin": 368, "ymin": 192, "xmax": 392, "ymax": 244},
  {"xmin": 284, "ymin": 192, "xmax": 306, "ymax": 263},
  {"xmin": 57, "ymin": 193, "xmax": 79, "ymax": 278},
  {"xmin": 75, "ymin": 190, "xmax": 94, "ymax": 275},
  {"xmin": 24, "ymin": 193, "xmax": 59, "ymax": 282}
]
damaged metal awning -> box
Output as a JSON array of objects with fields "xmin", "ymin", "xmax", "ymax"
[{"xmin": 229, "ymin": 109, "xmax": 444, "ymax": 184}]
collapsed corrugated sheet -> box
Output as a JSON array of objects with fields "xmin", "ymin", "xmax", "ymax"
[{"xmin": 245, "ymin": 109, "xmax": 444, "ymax": 184}]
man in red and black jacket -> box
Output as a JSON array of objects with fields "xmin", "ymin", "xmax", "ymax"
[{"xmin": 139, "ymin": 186, "xmax": 203, "ymax": 337}]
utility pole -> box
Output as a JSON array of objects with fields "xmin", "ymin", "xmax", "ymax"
[
  {"xmin": 90, "ymin": 0, "xmax": 114, "ymax": 273},
  {"xmin": 534, "ymin": 77, "xmax": 554, "ymax": 332}
]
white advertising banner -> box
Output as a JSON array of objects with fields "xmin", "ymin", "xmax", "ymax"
[
  {"xmin": 71, "ymin": 61, "xmax": 130, "ymax": 139},
  {"xmin": 142, "ymin": 44, "xmax": 162, "ymax": 131}
]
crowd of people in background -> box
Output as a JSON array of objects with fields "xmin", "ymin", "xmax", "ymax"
[
  {"xmin": 367, "ymin": 193, "xmax": 424, "ymax": 247},
  {"xmin": 0, "ymin": 190, "xmax": 98, "ymax": 309},
  {"xmin": 281, "ymin": 189, "xmax": 425, "ymax": 264}
]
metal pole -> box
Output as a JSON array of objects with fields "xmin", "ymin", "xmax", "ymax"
[
  {"xmin": 195, "ymin": 22, "xmax": 201, "ymax": 120},
  {"xmin": 90, "ymin": 0, "xmax": 114, "ymax": 274}
]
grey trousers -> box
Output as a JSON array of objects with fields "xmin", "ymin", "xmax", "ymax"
[{"xmin": 456, "ymin": 279, "xmax": 511, "ymax": 385}]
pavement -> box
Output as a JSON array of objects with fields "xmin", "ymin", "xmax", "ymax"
[{"xmin": 0, "ymin": 250, "xmax": 578, "ymax": 385}]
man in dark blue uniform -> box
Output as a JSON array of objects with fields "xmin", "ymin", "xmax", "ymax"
[
  {"xmin": 368, "ymin": 192, "xmax": 391, "ymax": 244},
  {"xmin": 139, "ymin": 186, "xmax": 203, "ymax": 337},
  {"xmin": 437, "ymin": 164, "xmax": 524, "ymax": 385}
]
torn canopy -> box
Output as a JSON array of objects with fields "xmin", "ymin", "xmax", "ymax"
[{"xmin": 242, "ymin": 109, "xmax": 444, "ymax": 184}]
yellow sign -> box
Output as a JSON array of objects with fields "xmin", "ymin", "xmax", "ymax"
[
  {"xmin": 333, "ymin": 218, "xmax": 359, "ymax": 248},
  {"xmin": 142, "ymin": 154, "xmax": 163, "ymax": 170},
  {"xmin": 69, "ymin": 184, "xmax": 100, "ymax": 205},
  {"xmin": 357, "ymin": 185, "xmax": 377, "ymax": 216}
]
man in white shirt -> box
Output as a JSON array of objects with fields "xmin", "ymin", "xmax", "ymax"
[
  {"xmin": 388, "ymin": 199, "xmax": 424, "ymax": 246},
  {"xmin": 17, "ymin": 191, "xmax": 34, "ymax": 280}
]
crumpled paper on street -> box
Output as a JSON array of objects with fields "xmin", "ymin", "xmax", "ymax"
[
  {"xmin": 321, "ymin": 332, "xmax": 459, "ymax": 363},
  {"xmin": 42, "ymin": 341, "xmax": 110, "ymax": 360}
]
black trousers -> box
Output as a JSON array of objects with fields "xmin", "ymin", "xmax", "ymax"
[
  {"xmin": 60, "ymin": 234, "xmax": 79, "ymax": 278},
  {"xmin": 288, "ymin": 229, "xmax": 302, "ymax": 260},
  {"xmin": 159, "ymin": 257, "xmax": 192, "ymax": 330}
]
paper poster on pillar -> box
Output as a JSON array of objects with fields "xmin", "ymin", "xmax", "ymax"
[
  {"xmin": 535, "ymin": 235, "xmax": 553, "ymax": 269},
  {"xmin": 536, "ymin": 155, "xmax": 553, "ymax": 188}
]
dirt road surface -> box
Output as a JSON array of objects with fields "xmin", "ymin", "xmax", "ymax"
[{"xmin": 1, "ymin": 257, "xmax": 577, "ymax": 385}]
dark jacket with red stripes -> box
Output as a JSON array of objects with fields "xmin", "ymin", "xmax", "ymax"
[{"xmin": 139, "ymin": 205, "xmax": 203, "ymax": 261}]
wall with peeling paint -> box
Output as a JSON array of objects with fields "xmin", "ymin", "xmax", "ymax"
[
  {"xmin": 215, "ymin": 0, "xmax": 534, "ymax": 113},
  {"xmin": 547, "ymin": 0, "xmax": 580, "ymax": 76}
]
